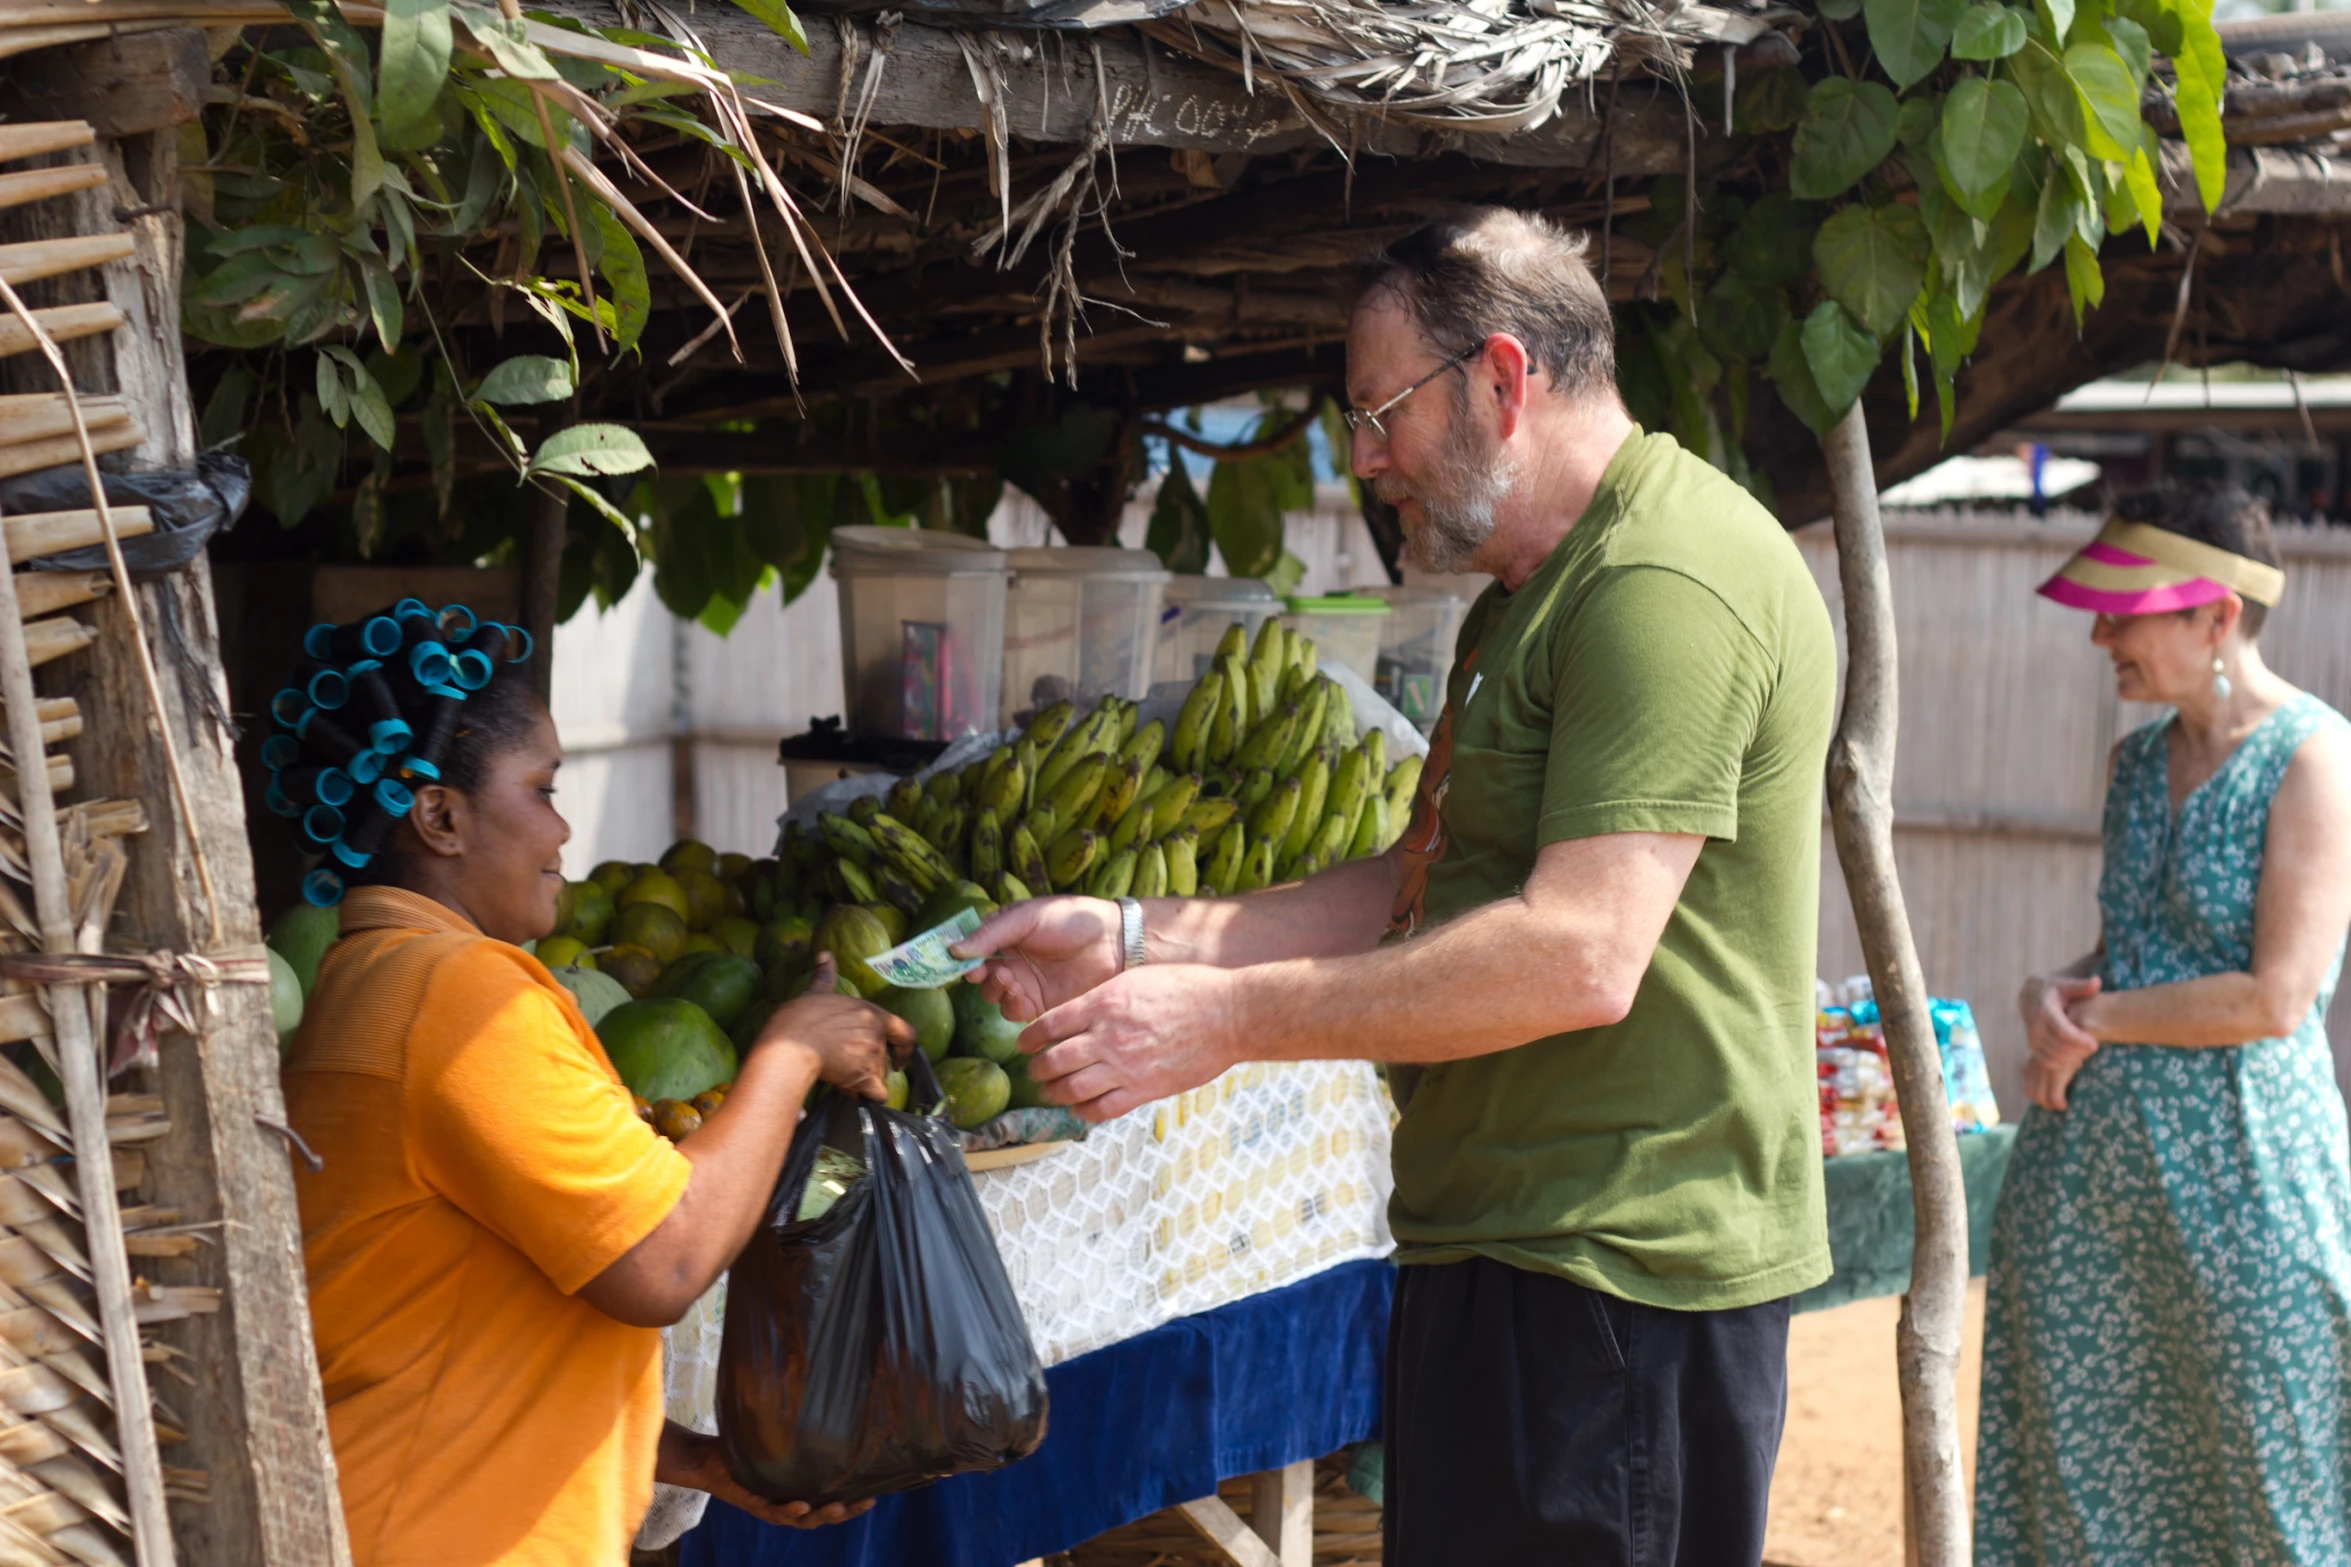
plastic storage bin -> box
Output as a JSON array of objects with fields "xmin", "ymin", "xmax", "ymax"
[
  {"xmin": 1152, "ymin": 576, "xmax": 1282, "ymax": 685},
  {"xmin": 999, "ymin": 547, "xmax": 1171, "ymax": 726},
  {"xmin": 829, "ymin": 525, "xmax": 1009, "ymax": 741},
  {"xmin": 1279, "ymin": 593, "xmax": 1391, "ymax": 686},
  {"xmin": 1358, "ymin": 584, "xmax": 1468, "ymax": 734}
]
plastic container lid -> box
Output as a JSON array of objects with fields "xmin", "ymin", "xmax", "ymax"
[
  {"xmin": 1354, "ymin": 584, "xmax": 1466, "ymax": 607},
  {"xmin": 1166, "ymin": 576, "xmax": 1279, "ymax": 606},
  {"xmin": 829, "ymin": 524, "xmax": 1008, "ymax": 576},
  {"xmin": 1007, "ymin": 546, "xmax": 1169, "ymax": 581},
  {"xmin": 1284, "ymin": 593, "xmax": 1392, "ymax": 615}
]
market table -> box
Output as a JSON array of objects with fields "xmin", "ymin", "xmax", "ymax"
[{"xmin": 1794, "ymin": 1124, "xmax": 2018, "ymax": 1314}]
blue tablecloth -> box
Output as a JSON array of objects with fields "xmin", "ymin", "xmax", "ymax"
[{"xmin": 681, "ymin": 1258, "xmax": 1394, "ymax": 1567}]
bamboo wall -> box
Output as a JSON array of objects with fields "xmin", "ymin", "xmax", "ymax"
[{"xmin": 1798, "ymin": 512, "xmax": 2351, "ymax": 1114}]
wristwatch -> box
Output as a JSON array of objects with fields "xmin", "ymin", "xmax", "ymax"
[{"xmin": 1116, "ymin": 896, "xmax": 1145, "ymax": 971}]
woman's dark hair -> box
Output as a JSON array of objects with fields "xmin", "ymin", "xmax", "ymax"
[
  {"xmin": 2112, "ymin": 480, "xmax": 2281, "ymax": 639},
  {"xmin": 259, "ymin": 600, "xmax": 540, "ymax": 906}
]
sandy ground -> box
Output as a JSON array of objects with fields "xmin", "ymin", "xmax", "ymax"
[{"xmin": 1763, "ymin": 1280, "xmax": 1987, "ymax": 1567}]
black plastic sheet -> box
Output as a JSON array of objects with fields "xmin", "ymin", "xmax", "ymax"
[
  {"xmin": 4, "ymin": 452, "xmax": 249, "ymax": 577},
  {"xmin": 717, "ymin": 1055, "xmax": 1049, "ymax": 1506}
]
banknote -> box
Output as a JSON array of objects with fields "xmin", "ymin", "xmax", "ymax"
[{"xmin": 866, "ymin": 906, "xmax": 986, "ymax": 989}]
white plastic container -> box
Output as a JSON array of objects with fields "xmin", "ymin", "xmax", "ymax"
[
  {"xmin": 829, "ymin": 525, "xmax": 1009, "ymax": 741},
  {"xmin": 1153, "ymin": 576, "xmax": 1283, "ymax": 684},
  {"xmin": 1280, "ymin": 592, "xmax": 1391, "ymax": 687},
  {"xmin": 999, "ymin": 547, "xmax": 1171, "ymax": 726},
  {"xmin": 1357, "ymin": 584, "xmax": 1468, "ymax": 735}
]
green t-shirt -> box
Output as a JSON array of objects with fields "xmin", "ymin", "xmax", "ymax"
[{"xmin": 1386, "ymin": 428, "xmax": 1836, "ymax": 1310}]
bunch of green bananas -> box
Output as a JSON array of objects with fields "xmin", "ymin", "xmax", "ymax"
[{"xmin": 774, "ymin": 620, "xmax": 1424, "ymax": 913}]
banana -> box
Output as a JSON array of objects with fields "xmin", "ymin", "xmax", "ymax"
[
  {"xmin": 1205, "ymin": 823, "xmax": 1246, "ymax": 893},
  {"xmin": 912, "ymin": 795, "xmax": 947, "ymax": 844},
  {"xmin": 1290, "ymin": 851, "xmax": 1323, "ymax": 881},
  {"xmin": 1237, "ymin": 837, "xmax": 1275, "ymax": 892},
  {"xmin": 1120, "ymin": 717, "xmax": 1166, "ymax": 773},
  {"xmin": 1321, "ymin": 677, "xmax": 1355, "ymax": 752},
  {"xmin": 818, "ymin": 812, "xmax": 880, "ymax": 868},
  {"xmin": 1133, "ymin": 843, "xmax": 1169, "ymax": 899},
  {"xmin": 1179, "ymin": 797, "xmax": 1240, "ymax": 837},
  {"xmin": 1283, "ymin": 682, "xmax": 1329, "ymax": 775},
  {"xmin": 875, "ymin": 863, "xmax": 925, "ymax": 914},
  {"xmin": 847, "ymin": 796, "xmax": 882, "ymax": 826},
  {"xmin": 886, "ymin": 777, "xmax": 925, "ymax": 822},
  {"xmin": 821, "ymin": 859, "xmax": 853, "ymax": 904},
  {"xmin": 1280, "ymin": 660, "xmax": 1312, "ymax": 703},
  {"xmin": 1213, "ymin": 621, "xmax": 1249, "ymax": 664},
  {"xmin": 1088, "ymin": 847, "xmax": 1138, "ymax": 899},
  {"xmin": 1325, "ymin": 749, "xmax": 1371, "ymax": 852},
  {"xmin": 1090, "ymin": 758, "xmax": 1144, "ymax": 833},
  {"xmin": 1109, "ymin": 796, "xmax": 1154, "ymax": 854},
  {"xmin": 1163, "ymin": 830, "xmax": 1199, "ymax": 897},
  {"xmin": 1309, "ymin": 807, "xmax": 1351, "ymax": 866},
  {"xmin": 867, "ymin": 813, "xmax": 953, "ymax": 890},
  {"xmin": 1381, "ymin": 794, "xmax": 1410, "ymax": 852},
  {"xmin": 1348, "ymin": 795, "xmax": 1389, "ymax": 860},
  {"xmin": 1022, "ymin": 804, "xmax": 1060, "ymax": 850},
  {"xmin": 1038, "ymin": 709, "xmax": 1115, "ymax": 797},
  {"xmin": 1113, "ymin": 699, "xmax": 1138, "ymax": 751},
  {"xmin": 834, "ymin": 857, "xmax": 880, "ymax": 905},
  {"xmin": 1008, "ymin": 824, "xmax": 1050, "ymax": 891},
  {"xmin": 1141, "ymin": 764, "xmax": 1170, "ymax": 801},
  {"xmin": 981, "ymin": 753, "xmax": 1028, "ymax": 817},
  {"xmin": 995, "ymin": 870, "xmax": 1034, "ymax": 904},
  {"xmin": 923, "ymin": 769, "xmax": 962, "ymax": 806},
  {"xmin": 1171, "ymin": 670, "xmax": 1222, "ymax": 774},
  {"xmin": 1211, "ymin": 652, "xmax": 1251, "ymax": 762},
  {"xmin": 1289, "ymin": 633, "xmax": 1319, "ymax": 690},
  {"xmin": 1361, "ymin": 727, "xmax": 1387, "ymax": 780},
  {"xmin": 1247, "ymin": 774, "xmax": 1303, "ymax": 847},
  {"xmin": 1281, "ymin": 750, "xmax": 1332, "ymax": 862},
  {"xmin": 1021, "ymin": 699, "xmax": 1076, "ymax": 754},
  {"xmin": 1147, "ymin": 773, "xmax": 1202, "ymax": 839},
  {"xmin": 1385, "ymin": 755, "xmax": 1425, "ymax": 822},
  {"xmin": 1235, "ymin": 768, "xmax": 1275, "ymax": 811},
  {"xmin": 1015, "ymin": 739, "xmax": 1043, "ymax": 813},
  {"xmin": 930, "ymin": 804, "xmax": 970, "ymax": 873},
  {"xmin": 1235, "ymin": 705, "xmax": 1299, "ymax": 774},
  {"xmin": 970, "ymin": 808, "xmax": 1004, "ymax": 886},
  {"xmin": 1248, "ymin": 619, "xmax": 1286, "ymax": 718},
  {"xmin": 1045, "ymin": 827, "xmax": 1101, "ymax": 890},
  {"xmin": 1044, "ymin": 752, "xmax": 1112, "ymax": 828}
]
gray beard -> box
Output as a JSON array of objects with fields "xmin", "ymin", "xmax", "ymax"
[{"xmin": 1382, "ymin": 421, "xmax": 1512, "ymax": 575}]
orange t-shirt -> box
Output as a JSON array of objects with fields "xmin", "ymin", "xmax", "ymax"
[{"xmin": 284, "ymin": 887, "xmax": 693, "ymax": 1567}]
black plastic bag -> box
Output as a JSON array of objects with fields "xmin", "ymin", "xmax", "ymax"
[
  {"xmin": 3, "ymin": 452, "xmax": 249, "ymax": 577},
  {"xmin": 717, "ymin": 1055, "xmax": 1049, "ymax": 1505}
]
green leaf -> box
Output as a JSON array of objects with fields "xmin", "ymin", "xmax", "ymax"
[
  {"xmin": 1698, "ymin": 274, "xmax": 1789, "ymax": 363},
  {"xmin": 1820, "ymin": 0, "xmax": 1863, "ymax": 18},
  {"xmin": 199, "ymin": 368, "xmax": 254, "ymax": 452},
  {"xmin": 1813, "ymin": 204, "xmax": 1930, "ymax": 338},
  {"xmin": 1791, "ymin": 79, "xmax": 1901, "ymax": 201},
  {"xmin": 2168, "ymin": 0, "xmax": 2228, "ymax": 212},
  {"xmin": 527, "ymin": 422, "xmax": 656, "ymax": 478},
  {"xmin": 1801, "ymin": 300, "xmax": 1881, "ymax": 413},
  {"xmin": 352, "ymin": 379, "xmax": 396, "ymax": 450},
  {"xmin": 1203, "ymin": 456, "xmax": 1287, "ymax": 579},
  {"xmin": 1940, "ymin": 78, "xmax": 2029, "ymax": 200},
  {"xmin": 1768, "ymin": 317, "xmax": 1839, "ymax": 435},
  {"xmin": 2062, "ymin": 233, "xmax": 2105, "ymax": 325},
  {"xmin": 729, "ymin": 0, "xmax": 810, "ymax": 54},
  {"xmin": 455, "ymin": 5, "xmax": 560, "ymax": 78},
  {"xmin": 315, "ymin": 353, "xmax": 349, "ymax": 428},
  {"xmin": 1900, "ymin": 321, "xmax": 1921, "ymax": 420},
  {"xmin": 2063, "ymin": 43, "xmax": 2140, "ymax": 160},
  {"xmin": 2039, "ymin": 0, "xmax": 2075, "ymax": 44},
  {"xmin": 2122, "ymin": 140, "xmax": 2163, "ymax": 248},
  {"xmin": 1866, "ymin": 0, "xmax": 1967, "ymax": 90},
  {"xmin": 1145, "ymin": 456, "xmax": 1212, "ymax": 575},
  {"xmin": 476, "ymin": 354, "xmax": 575, "ymax": 406},
  {"xmin": 359, "ymin": 257, "xmax": 402, "ymax": 353},
  {"xmin": 2031, "ymin": 165, "xmax": 2080, "ymax": 272},
  {"xmin": 2103, "ymin": 15, "xmax": 2152, "ymax": 83},
  {"xmin": 1953, "ymin": 3, "xmax": 2027, "ymax": 57},
  {"xmin": 209, "ymin": 224, "xmax": 315, "ymax": 258},
  {"xmin": 1725, "ymin": 193, "xmax": 1819, "ymax": 286},
  {"xmin": 587, "ymin": 199, "xmax": 650, "ymax": 353},
  {"xmin": 1733, "ymin": 68, "xmax": 1811, "ymax": 133},
  {"xmin": 379, "ymin": 0, "xmax": 453, "ymax": 134}
]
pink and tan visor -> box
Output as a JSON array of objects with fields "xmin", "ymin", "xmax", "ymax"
[{"xmin": 2037, "ymin": 518, "xmax": 2284, "ymax": 615}]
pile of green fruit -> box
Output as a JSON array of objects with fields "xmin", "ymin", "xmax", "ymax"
[{"xmin": 776, "ymin": 620, "xmax": 1423, "ymax": 915}]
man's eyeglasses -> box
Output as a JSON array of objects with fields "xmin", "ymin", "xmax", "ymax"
[{"xmin": 1342, "ymin": 342, "xmax": 1482, "ymax": 443}]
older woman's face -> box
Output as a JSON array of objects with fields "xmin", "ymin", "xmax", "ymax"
[{"xmin": 2089, "ymin": 600, "xmax": 2232, "ymax": 705}]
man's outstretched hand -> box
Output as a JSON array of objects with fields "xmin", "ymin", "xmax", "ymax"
[{"xmin": 953, "ymin": 896, "xmax": 1123, "ymax": 1021}]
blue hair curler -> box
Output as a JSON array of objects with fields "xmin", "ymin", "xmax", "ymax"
[
  {"xmin": 302, "ymin": 624, "xmax": 336, "ymax": 661},
  {"xmin": 294, "ymin": 708, "xmax": 367, "ymax": 769},
  {"xmin": 399, "ymin": 755, "xmax": 439, "ymax": 781},
  {"xmin": 374, "ymin": 777, "xmax": 415, "ymax": 817},
  {"xmin": 314, "ymin": 616, "xmax": 402, "ymax": 662},
  {"xmin": 407, "ymin": 641, "xmax": 452, "ymax": 688},
  {"xmin": 449, "ymin": 648, "xmax": 493, "ymax": 691},
  {"xmin": 501, "ymin": 624, "xmax": 535, "ymax": 664},
  {"xmin": 344, "ymin": 661, "xmax": 411, "ymax": 752},
  {"xmin": 301, "ymin": 803, "xmax": 346, "ymax": 846},
  {"xmin": 301, "ymin": 867, "xmax": 345, "ymax": 907},
  {"xmin": 302, "ymin": 665, "xmax": 349, "ymax": 711},
  {"xmin": 264, "ymin": 779, "xmax": 299, "ymax": 819},
  {"xmin": 392, "ymin": 597, "xmax": 430, "ymax": 621},
  {"xmin": 346, "ymin": 748, "xmax": 385, "ymax": 786},
  {"xmin": 261, "ymin": 733, "xmax": 300, "ymax": 770},
  {"xmin": 270, "ymin": 688, "xmax": 308, "ymax": 728},
  {"xmin": 410, "ymin": 683, "xmax": 468, "ymax": 778},
  {"xmin": 441, "ymin": 604, "xmax": 478, "ymax": 641},
  {"xmin": 330, "ymin": 838, "xmax": 374, "ymax": 869},
  {"xmin": 279, "ymin": 766, "xmax": 354, "ymax": 809}
]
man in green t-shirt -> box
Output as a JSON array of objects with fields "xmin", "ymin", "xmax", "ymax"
[{"xmin": 959, "ymin": 207, "xmax": 1836, "ymax": 1566}]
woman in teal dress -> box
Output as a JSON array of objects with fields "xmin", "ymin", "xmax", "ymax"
[{"xmin": 1978, "ymin": 482, "xmax": 2351, "ymax": 1566}]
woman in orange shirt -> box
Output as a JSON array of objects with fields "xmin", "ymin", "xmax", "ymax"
[{"xmin": 273, "ymin": 608, "xmax": 910, "ymax": 1565}]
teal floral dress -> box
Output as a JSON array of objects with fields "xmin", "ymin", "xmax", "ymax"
[{"xmin": 1976, "ymin": 692, "xmax": 2351, "ymax": 1566}]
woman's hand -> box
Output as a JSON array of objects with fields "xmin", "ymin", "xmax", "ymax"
[
  {"xmin": 2019, "ymin": 971, "xmax": 2102, "ymax": 1112},
  {"xmin": 753, "ymin": 954, "xmax": 913, "ymax": 1101},
  {"xmin": 654, "ymin": 1424, "xmax": 875, "ymax": 1530}
]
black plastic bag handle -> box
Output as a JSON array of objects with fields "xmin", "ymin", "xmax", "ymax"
[{"xmin": 765, "ymin": 1048, "xmax": 950, "ymax": 1228}]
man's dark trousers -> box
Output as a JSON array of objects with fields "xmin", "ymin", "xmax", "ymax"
[{"xmin": 1382, "ymin": 1255, "xmax": 1792, "ymax": 1566}]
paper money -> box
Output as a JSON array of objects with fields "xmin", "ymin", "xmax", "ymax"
[{"xmin": 866, "ymin": 907, "xmax": 986, "ymax": 990}]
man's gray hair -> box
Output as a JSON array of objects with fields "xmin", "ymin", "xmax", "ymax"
[{"xmin": 1351, "ymin": 207, "xmax": 1617, "ymax": 401}]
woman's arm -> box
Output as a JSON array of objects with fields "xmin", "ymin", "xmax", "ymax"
[
  {"xmin": 2070, "ymin": 724, "xmax": 2351, "ymax": 1049},
  {"xmin": 577, "ymin": 957, "xmax": 913, "ymax": 1328},
  {"xmin": 2021, "ymin": 945, "xmax": 2104, "ymax": 1112},
  {"xmin": 653, "ymin": 1421, "xmax": 873, "ymax": 1529}
]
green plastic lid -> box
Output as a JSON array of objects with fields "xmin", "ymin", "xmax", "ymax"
[{"xmin": 1284, "ymin": 593, "xmax": 1391, "ymax": 615}]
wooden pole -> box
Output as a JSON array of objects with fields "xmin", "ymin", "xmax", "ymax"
[{"xmin": 1818, "ymin": 400, "xmax": 1972, "ymax": 1567}]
